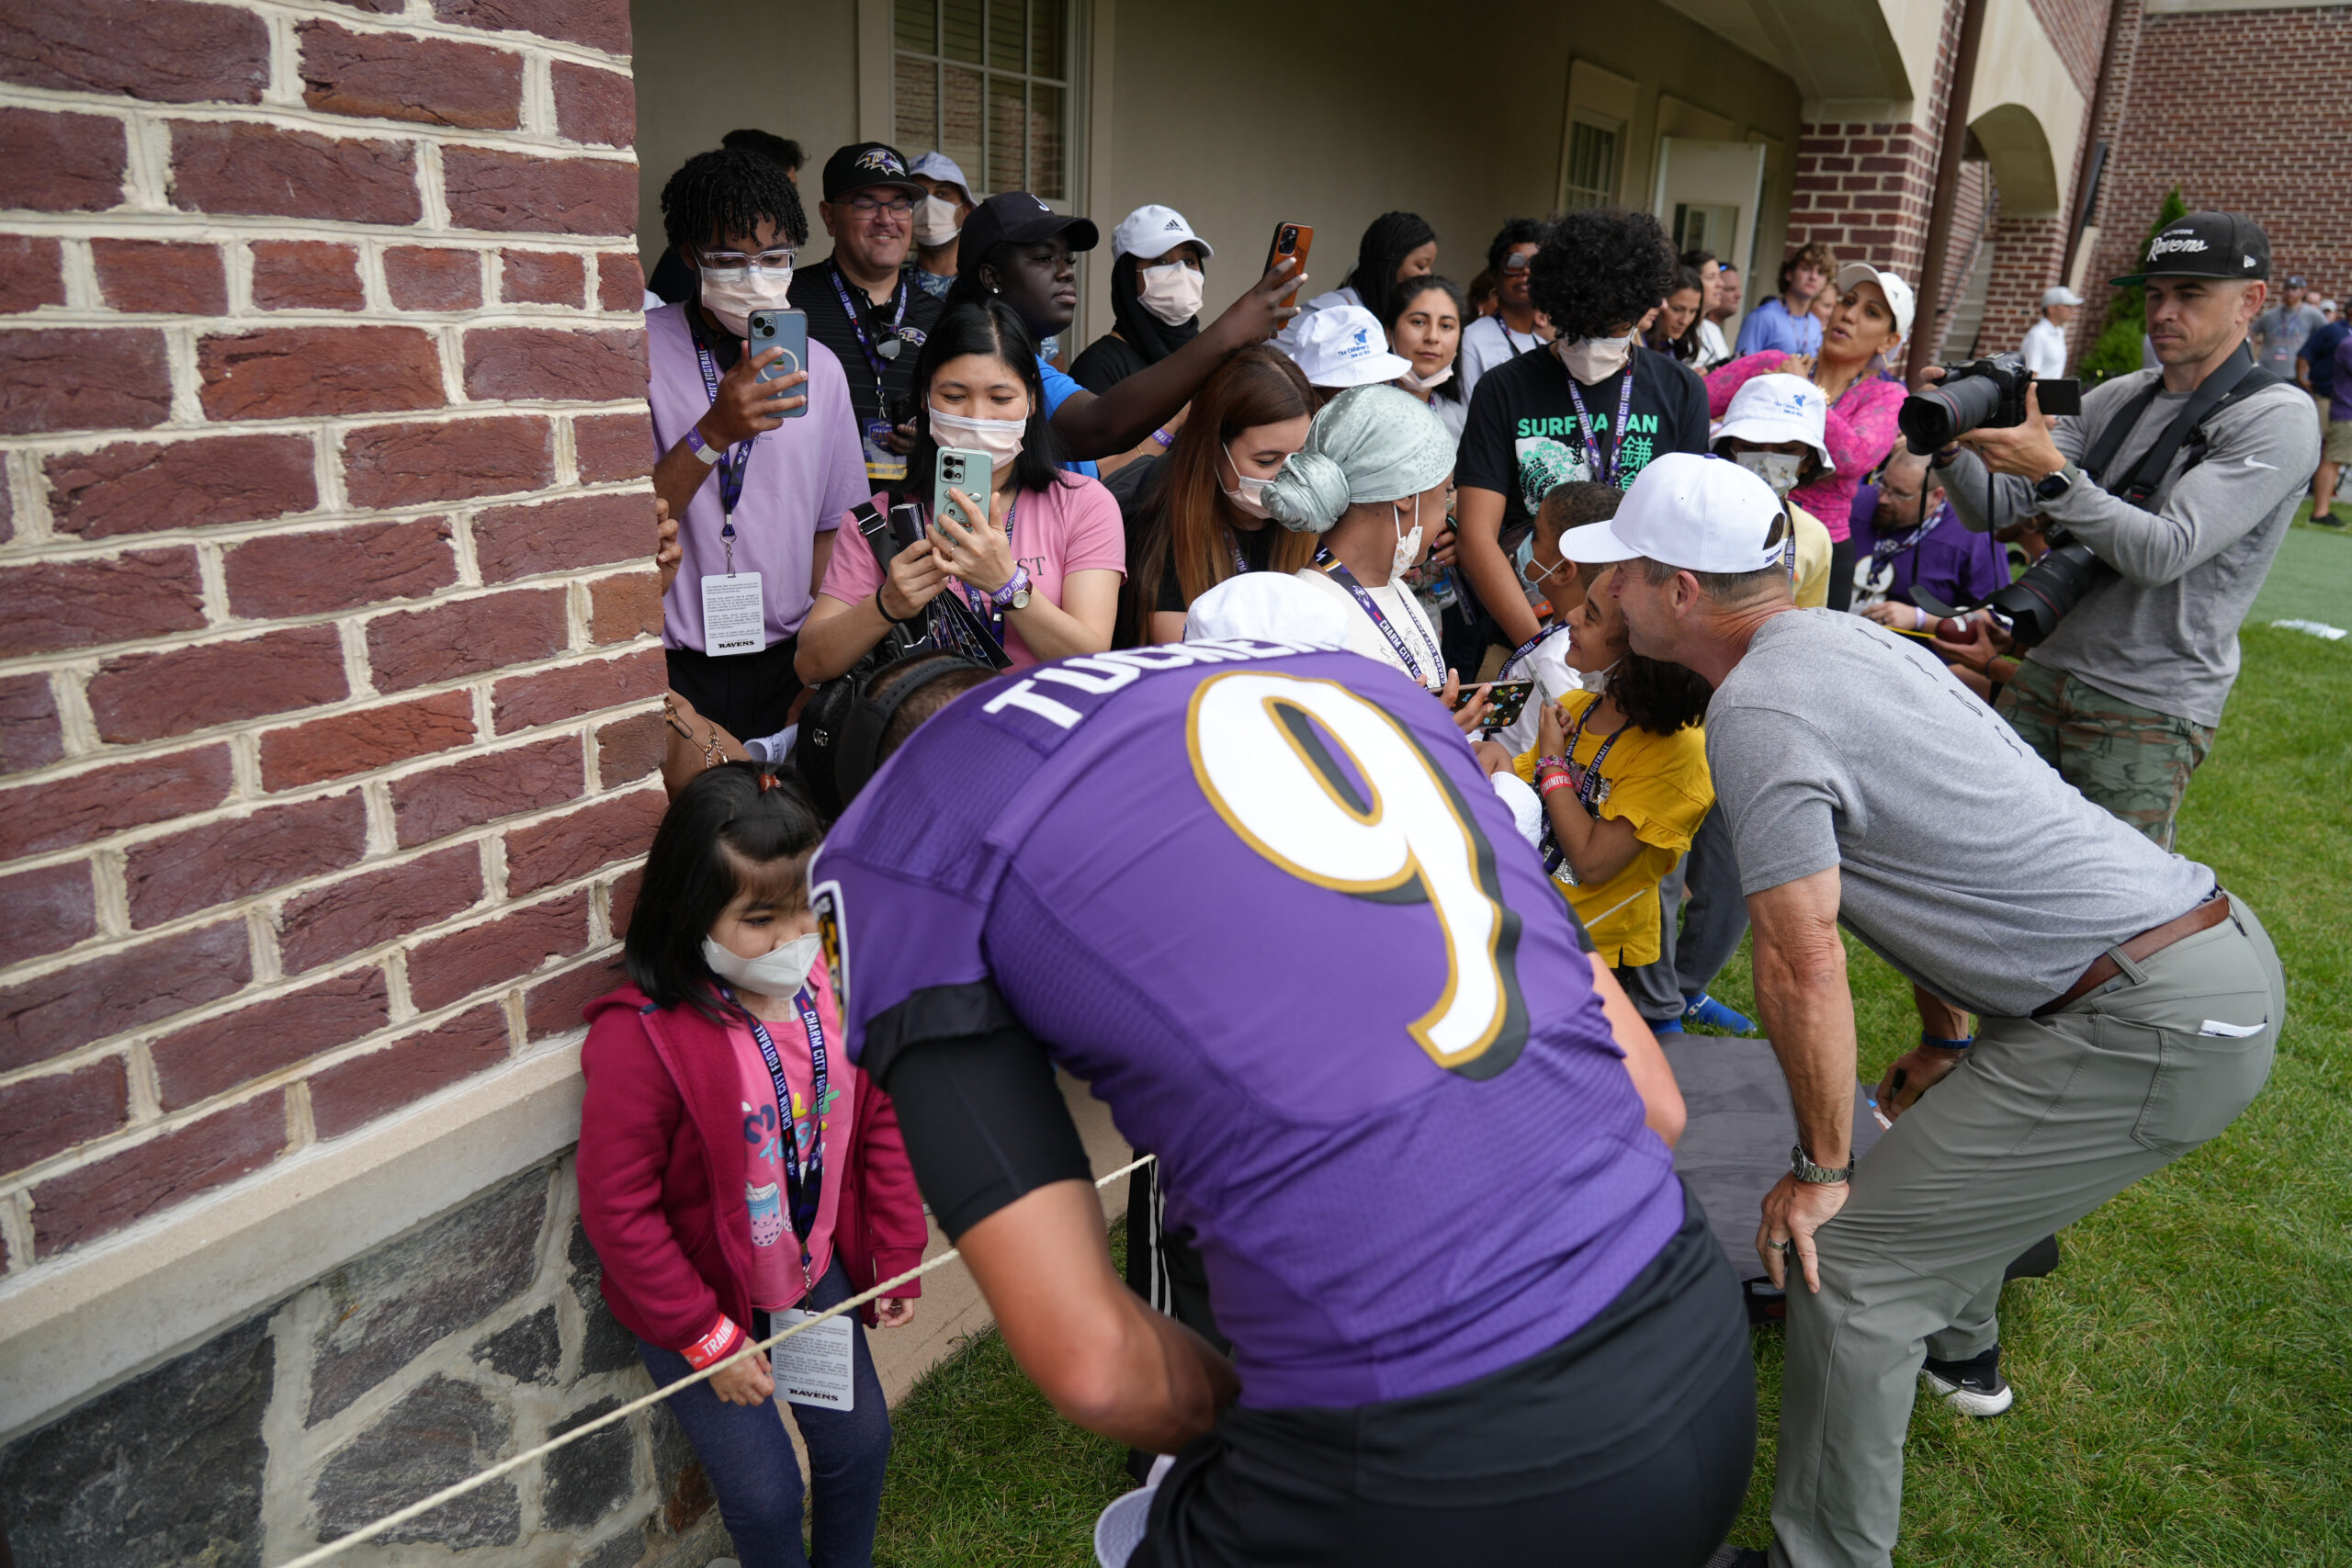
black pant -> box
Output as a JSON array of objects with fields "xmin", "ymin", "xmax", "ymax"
[
  {"xmin": 667, "ymin": 638, "xmax": 802, "ymax": 745},
  {"xmin": 1133, "ymin": 1190, "xmax": 1756, "ymax": 1567},
  {"xmin": 1824, "ymin": 536, "xmax": 1857, "ymax": 612}
]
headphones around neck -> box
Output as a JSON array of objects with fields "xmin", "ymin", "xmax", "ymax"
[{"xmin": 795, "ymin": 650, "xmax": 990, "ymax": 818}]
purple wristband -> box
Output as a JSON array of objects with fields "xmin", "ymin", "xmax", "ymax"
[{"xmin": 684, "ymin": 425, "xmax": 723, "ymax": 465}]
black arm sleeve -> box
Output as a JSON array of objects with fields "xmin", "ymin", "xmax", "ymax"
[{"xmin": 867, "ymin": 1002, "xmax": 1093, "ymax": 1241}]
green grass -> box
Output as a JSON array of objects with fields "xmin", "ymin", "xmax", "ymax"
[{"xmin": 873, "ymin": 625, "xmax": 2352, "ymax": 1567}]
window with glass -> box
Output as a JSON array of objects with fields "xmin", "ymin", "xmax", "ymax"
[
  {"xmin": 894, "ymin": 0, "xmax": 1070, "ymax": 200},
  {"xmin": 1562, "ymin": 118, "xmax": 1620, "ymax": 211}
]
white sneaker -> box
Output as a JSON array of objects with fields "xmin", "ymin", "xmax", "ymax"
[{"xmin": 1920, "ymin": 1347, "xmax": 2014, "ymax": 1416}]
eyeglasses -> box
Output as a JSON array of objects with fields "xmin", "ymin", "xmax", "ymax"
[
  {"xmin": 699, "ymin": 248, "xmax": 797, "ymax": 276},
  {"xmin": 1502, "ymin": 253, "xmax": 1532, "ymax": 273},
  {"xmin": 848, "ymin": 195, "xmax": 915, "ymax": 220}
]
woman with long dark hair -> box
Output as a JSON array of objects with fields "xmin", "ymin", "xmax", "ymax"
[
  {"xmin": 795, "ymin": 299, "xmax": 1124, "ymax": 678},
  {"xmin": 1124, "ymin": 344, "xmax": 1322, "ymax": 643},
  {"xmin": 1299, "ymin": 209, "xmax": 1438, "ymax": 327},
  {"xmin": 579, "ymin": 762, "xmax": 925, "ymax": 1568},
  {"xmin": 1384, "ymin": 275, "xmax": 1469, "ymax": 444},
  {"xmin": 1645, "ymin": 265, "xmax": 1708, "ymax": 364}
]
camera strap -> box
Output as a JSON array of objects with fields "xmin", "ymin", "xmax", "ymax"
[{"xmin": 2082, "ymin": 346, "xmax": 2279, "ymax": 506}]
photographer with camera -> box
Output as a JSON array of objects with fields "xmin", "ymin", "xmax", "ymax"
[{"xmin": 1922, "ymin": 212, "xmax": 2319, "ymax": 848}]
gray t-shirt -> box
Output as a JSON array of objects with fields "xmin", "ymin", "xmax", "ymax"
[
  {"xmin": 1945, "ymin": 365, "xmax": 2319, "ymax": 726},
  {"xmin": 1705, "ymin": 610, "xmax": 2217, "ymax": 1018},
  {"xmin": 2251, "ymin": 302, "xmax": 2324, "ymax": 375}
]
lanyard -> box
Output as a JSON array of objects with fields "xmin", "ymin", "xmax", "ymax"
[
  {"xmin": 1563, "ymin": 360, "xmax": 1637, "ymax": 486},
  {"xmin": 1323, "ymin": 555, "xmax": 1442, "ymax": 684},
  {"xmin": 1865, "ymin": 503, "xmax": 1942, "ymax": 583},
  {"xmin": 829, "ymin": 263, "xmax": 910, "ymax": 390},
  {"xmin": 1227, "ymin": 530, "xmax": 1250, "ymax": 577},
  {"xmin": 1540, "ymin": 699, "xmax": 1631, "ymax": 885},
  {"xmin": 943, "ymin": 492, "xmax": 1019, "ymax": 657},
  {"xmin": 692, "ymin": 341, "xmax": 755, "ymax": 567},
  {"xmin": 1499, "ymin": 624, "xmax": 1556, "ymax": 679},
  {"xmin": 1499, "ymin": 321, "xmax": 1536, "ymax": 358},
  {"xmin": 743, "ymin": 990, "xmax": 830, "ymax": 1264}
]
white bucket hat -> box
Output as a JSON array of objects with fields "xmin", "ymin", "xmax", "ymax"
[{"xmin": 1713, "ymin": 373, "xmax": 1835, "ymax": 472}]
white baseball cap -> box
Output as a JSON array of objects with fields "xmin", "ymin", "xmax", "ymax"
[
  {"xmin": 1182, "ymin": 571, "xmax": 1353, "ymax": 647},
  {"xmin": 1556, "ymin": 520, "xmax": 1639, "ymax": 564},
  {"xmin": 1112, "ymin": 204, "xmax": 1214, "ymax": 262},
  {"xmin": 1607, "ymin": 452, "xmax": 1788, "ymax": 573},
  {"xmin": 1713, "ymin": 373, "xmax": 1834, "ymax": 471},
  {"xmin": 906, "ymin": 151, "xmax": 976, "ymax": 204},
  {"xmin": 2040, "ymin": 285, "xmax": 2084, "ymax": 308},
  {"xmin": 1832, "ymin": 262, "xmax": 1915, "ymax": 344},
  {"xmin": 1280, "ymin": 305, "xmax": 1412, "ymax": 389}
]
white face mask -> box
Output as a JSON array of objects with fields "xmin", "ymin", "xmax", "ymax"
[
  {"xmin": 1137, "ymin": 262, "xmax": 1204, "ymax": 327},
  {"xmin": 1555, "ymin": 333, "xmax": 1635, "ymax": 384},
  {"xmin": 930, "ymin": 404, "xmax": 1029, "ymax": 470},
  {"xmin": 1390, "ymin": 494, "xmax": 1425, "ymax": 580},
  {"xmin": 1221, "ymin": 442, "xmax": 1284, "ymax": 518},
  {"xmin": 1736, "ymin": 450, "xmax": 1806, "ymax": 498},
  {"xmin": 702, "ymin": 933, "xmax": 821, "ymax": 999},
  {"xmin": 700, "ymin": 265, "xmax": 794, "ymax": 340},
  {"xmin": 913, "ymin": 195, "xmax": 961, "ymax": 248},
  {"xmin": 1406, "ymin": 363, "xmax": 1454, "ymax": 390},
  {"xmin": 1511, "ymin": 532, "xmax": 1567, "ymax": 615},
  {"xmin": 1578, "ymin": 657, "xmax": 1623, "ymax": 693}
]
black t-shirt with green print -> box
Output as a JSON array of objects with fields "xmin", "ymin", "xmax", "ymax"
[{"xmin": 1456, "ymin": 343, "xmax": 1711, "ymax": 536}]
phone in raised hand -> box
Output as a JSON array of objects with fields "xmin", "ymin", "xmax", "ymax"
[
  {"xmin": 747, "ymin": 309, "xmax": 809, "ymax": 414},
  {"xmin": 1263, "ymin": 222, "xmax": 1313, "ymax": 298}
]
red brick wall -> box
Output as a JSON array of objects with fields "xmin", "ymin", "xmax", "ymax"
[
  {"xmin": 0, "ymin": 0, "xmax": 659, "ymax": 1267},
  {"xmin": 2086, "ymin": 3, "xmax": 2352, "ymax": 320},
  {"xmin": 1979, "ymin": 212, "xmax": 2073, "ymax": 363}
]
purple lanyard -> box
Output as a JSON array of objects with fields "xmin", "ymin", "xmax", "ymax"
[
  {"xmin": 829, "ymin": 263, "xmax": 909, "ymax": 388},
  {"xmin": 1499, "ymin": 625, "xmax": 1555, "ymax": 679},
  {"xmin": 743, "ymin": 989, "xmax": 829, "ymax": 1251},
  {"xmin": 1539, "ymin": 701, "xmax": 1630, "ymax": 883},
  {"xmin": 1564, "ymin": 359, "xmax": 1638, "ymax": 486},
  {"xmin": 1323, "ymin": 555, "xmax": 1442, "ymax": 683},
  {"xmin": 691, "ymin": 341, "xmax": 754, "ymax": 525}
]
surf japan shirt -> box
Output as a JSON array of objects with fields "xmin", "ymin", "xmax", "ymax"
[
  {"xmin": 1456, "ymin": 343, "xmax": 1710, "ymax": 539},
  {"xmin": 808, "ymin": 642, "xmax": 1683, "ymax": 1408}
]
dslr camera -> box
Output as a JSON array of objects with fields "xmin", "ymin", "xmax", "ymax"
[
  {"xmin": 1898, "ymin": 352, "xmax": 2081, "ymax": 454},
  {"xmin": 1897, "ymin": 355, "xmax": 2099, "ymax": 649}
]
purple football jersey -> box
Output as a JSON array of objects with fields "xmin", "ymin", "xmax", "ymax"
[{"xmin": 809, "ymin": 641, "xmax": 1683, "ymax": 1409}]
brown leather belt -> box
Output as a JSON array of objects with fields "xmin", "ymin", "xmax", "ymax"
[{"xmin": 2032, "ymin": 890, "xmax": 2232, "ymax": 1017}]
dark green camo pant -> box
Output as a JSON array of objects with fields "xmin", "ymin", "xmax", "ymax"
[{"xmin": 1996, "ymin": 660, "xmax": 2214, "ymax": 850}]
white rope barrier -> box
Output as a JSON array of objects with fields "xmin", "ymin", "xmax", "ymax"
[{"xmin": 272, "ymin": 1153, "xmax": 1159, "ymax": 1568}]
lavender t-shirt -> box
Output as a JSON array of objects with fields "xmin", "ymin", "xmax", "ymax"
[
  {"xmin": 809, "ymin": 643, "xmax": 1682, "ymax": 1408},
  {"xmin": 645, "ymin": 303, "xmax": 872, "ymax": 654}
]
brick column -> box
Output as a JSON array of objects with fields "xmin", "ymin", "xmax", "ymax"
[
  {"xmin": 1978, "ymin": 212, "xmax": 2073, "ymax": 364},
  {"xmin": 0, "ymin": 0, "xmax": 661, "ymax": 1267},
  {"xmin": 1786, "ymin": 118, "xmax": 1942, "ymax": 279}
]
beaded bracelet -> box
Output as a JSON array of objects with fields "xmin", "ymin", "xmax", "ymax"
[{"xmin": 1535, "ymin": 754, "xmax": 1567, "ymax": 775}]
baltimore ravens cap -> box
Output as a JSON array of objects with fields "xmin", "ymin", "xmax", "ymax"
[
  {"xmin": 820, "ymin": 141, "xmax": 924, "ymax": 202},
  {"xmin": 2110, "ymin": 211, "xmax": 2270, "ymax": 287}
]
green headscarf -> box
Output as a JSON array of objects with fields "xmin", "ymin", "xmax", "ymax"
[{"xmin": 1261, "ymin": 384, "xmax": 1454, "ymax": 534}]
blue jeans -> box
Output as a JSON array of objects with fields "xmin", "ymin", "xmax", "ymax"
[{"xmin": 637, "ymin": 1258, "xmax": 892, "ymax": 1568}]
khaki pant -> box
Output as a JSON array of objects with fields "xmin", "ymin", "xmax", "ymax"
[
  {"xmin": 1770, "ymin": 893, "xmax": 2283, "ymax": 1568},
  {"xmin": 1997, "ymin": 660, "xmax": 2214, "ymax": 849}
]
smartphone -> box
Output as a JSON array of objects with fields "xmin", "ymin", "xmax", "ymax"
[
  {"xmin": 932, "ymin": 447, "xmax": 992, "ymax": 533},
  {"xmin": 1459, "ymin": 679, "xmax": 1535, "ymax": 732},
  {"xmin": 1263, "ymin": 222, "xmax": 1313, "ymax": 296},
  {"xmin": 747, "ymin": 308, "xmax": 808, "ymax": 414},
  {"xmin": 887, "ymin": 502, "xmax": 927, "ymax": 556}
]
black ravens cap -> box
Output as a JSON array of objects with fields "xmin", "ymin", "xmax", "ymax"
[
  {"xmin": 2110, "ymin": 211, "xmax": 2270, "ymax": 287},
  {"xmin": 820, "ymin": 142, "xmax": 924, "ymax": 203}
]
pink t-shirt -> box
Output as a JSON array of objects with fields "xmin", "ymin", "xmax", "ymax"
[
  {"xmin": 816, "ymin": 474, "xmax": 1126, "ymax": 669},
  {"xmin": 729, "ymin": 957, "xmax": 852, "ymax": 1311}
]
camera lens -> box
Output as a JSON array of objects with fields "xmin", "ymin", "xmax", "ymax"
[{"xmin": 1898, "ymin": 373, "xmax": 2007, "ymax": 454}]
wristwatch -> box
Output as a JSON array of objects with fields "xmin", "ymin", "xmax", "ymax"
[
  {"xmin": 990, "ymin": 565, "xmax": 1033, "ymax": 612},
  {"xmin": 2033, "ymin": 464, "xmax": 2076, "ymax": 502},
  {"xmin": 1791, "ymin": 1143, "xmax": 1852, "ymax": 1185}
]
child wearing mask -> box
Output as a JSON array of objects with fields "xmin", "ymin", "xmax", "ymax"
[
  {"xmin": 579, "ymin": 763, "xmax": 925, "ymax": 1568},
  {"xmin": 1710, "ymin": 374, "xmax": 1837, "ymax": 609},
  {"xmin": 1490, "ymin": 481, "xmax": 1623, "ymax": 756},
  {"xmin": 796, "ymin": 299, "xmax": 1125, "ymax": 679}
]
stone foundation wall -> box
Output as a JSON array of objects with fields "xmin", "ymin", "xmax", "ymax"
[{"xmin": 1, "ymin": 1156, "xmax": 725, "ymax": 1568}]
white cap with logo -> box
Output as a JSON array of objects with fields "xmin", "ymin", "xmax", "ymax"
[
  {"xmin": 907, "ymin": 151, "xmax": 976, "ymax": 204},
  {"xmin": 1112, "ymin": 204, "xmax": 1215, "ymax": 262},
  {"xmin": 1279, "ymin": 304, "xmax": 1412, "ymax": 389},
  {"xmin": 1580, "ymin": 452, "xmax": 1790, "ymax": 574},
  {"xmin": 1833, "ymin": 262, "xmax": 1916, "ymax": 344},
  {"xmin": 1713, "ymin": 373, "xmax": 1834, "ymax": 471}
]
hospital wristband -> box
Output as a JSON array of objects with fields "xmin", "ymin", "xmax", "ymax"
[
  {"xmin": 684, "ymin": 424, "xmax": 725, "ymax": 466},
  {"xmin": 681, "ymin": 1314, "xmax": 747, "ymax": 1370}
]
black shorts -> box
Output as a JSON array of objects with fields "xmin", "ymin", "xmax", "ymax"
[
  {"xmin": 666, "ymin": 637, "xmax": 801, "ymax": 744},
  {"xmin": 1132, "ymin": 1186, "xmax": 1755, "ymax": 1568}
]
